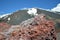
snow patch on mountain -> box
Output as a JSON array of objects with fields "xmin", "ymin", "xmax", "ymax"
[
  {"xmin": 27, "ymin": 8, "xmax": 38, "ymax": 15},
  {"xmin": 0, "ymin": 13, "xmax": 11, "ymax": 18},
  {"xmin": 8, "ymin": 17, "xmax": 10, "ymax": 21}
]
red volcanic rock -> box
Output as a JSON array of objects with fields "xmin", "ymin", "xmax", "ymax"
[
  {"xmin": 8, "ymin": 14, "xmax": 56, "ymax": 40},
  {"xmin": 0, "ymin": 33, "xmax": 6, "ymax": 40},
  {"xmin": 0, "ymin": 22, "xmax": 11, "ymax": 32},
  {"xmin": 0, "ymin": 14, "xmax": 56, "ymax": 40}
]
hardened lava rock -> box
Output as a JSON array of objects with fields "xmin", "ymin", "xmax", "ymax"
[
  {"xmin": 0, "ymin": 14, "xmax": 56, "ymax": 40},
  {"xmin": 8, "ymin": 14, "xmax": 56, "ymax": 40},
  {"xmin": 0, "ymin": 33, "xmax": 6, "ymax": 40},
  {"xmin": 0, "ymin": 22, "xmax": 11, "ymax": 32}
]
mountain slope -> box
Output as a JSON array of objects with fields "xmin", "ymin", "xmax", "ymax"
[
  {"xmin": 0, "ymin": 8, "xmax": 60, "ymax": 32},
  {"xmin": 1, "ymin": 8, "xmax": 60, "ymax": 23},
  {"xmin": 2, "ymin": 10, "xmax": 33, "ymax": 25}
]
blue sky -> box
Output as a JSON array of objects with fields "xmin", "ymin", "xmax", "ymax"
[{"xmin": 0, "ymin": 0, "xmax": 60, "ymax": 15}]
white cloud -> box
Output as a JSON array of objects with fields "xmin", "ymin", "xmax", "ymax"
[
  {"xmin": 51, "ymin": 3, "xmax": 60, "ymax": 12},
  {"xmin": 27, "ymin": 8, "xmax": 38, "ymax": 15}
]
